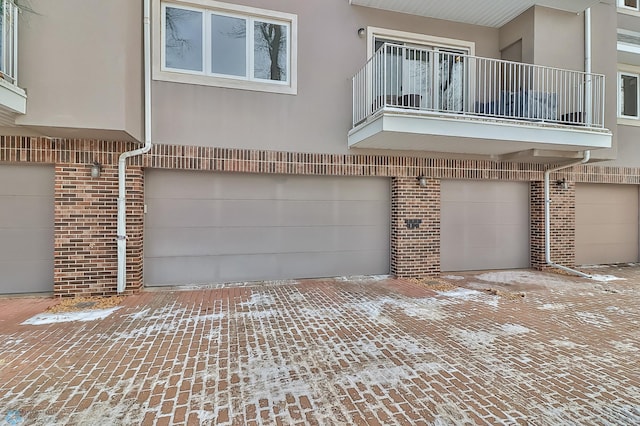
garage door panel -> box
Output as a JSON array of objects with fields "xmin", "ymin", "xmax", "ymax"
[
  {"xmin": 0, "ymin": 229, "xmax": 53, "ymax": 260},
  {"xmin": 147, "ymin": 199, "xmax": 389, "ymax": 228},
  {"xmin": 576, "ymin": 184, "xmax": 638, "ymax": 265},
  {"xmin": 0, "ymin": 260, "xmax": 53, "ymax": 294},
  {"xmin": 0, "ymin": 165, "xmax": 54, "ymax": 294},
  {"xmin": 146, "ymin": 171, "xmax": 390, "ymax": 202},
  {"xmin": 0, "ymin": 166, "xmax": 53, "ymax": 196},
  {"xmin": 146, "ymin": 224, "xmax": 387, "ymax": 258},
  {"xmin": 0, "ymin": 197, "xmax": 53, "ymax": 227},
  {"xmin": 579, "ymin": 224, "xmax": 636, "ymax": 245},
  {"xmin": 442, "ymin": 182, "xmax": 527, "ymax": 203},
  {"xmin": 145, "ymin": 172, "xmax": 390, "ymax": 286},
  {"xmin": 146, "ymin": 249, "xmax": 389, "ymax": 286},
  {"xmin": 441, "ymin": 180, "xmax": 530, "ymax": 271},
  {"xmin": 577, "ymin": 205, "xmax": 637, "ymax": 225}
]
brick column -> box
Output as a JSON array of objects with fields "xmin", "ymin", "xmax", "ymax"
[
  {"xmin": 54, "ymin": 163, "xmax": 144, "ymax": 297},
  {"xmin": 530, "ymin": 180, "xmax": 576, "ymax": 270},
  {"xmin": 124, "ymin": 165, "xmax": 144, "ymax": 294},
  {"xmin": 390, "ymin": 177, "xmax": 440, "ymax": 278}
]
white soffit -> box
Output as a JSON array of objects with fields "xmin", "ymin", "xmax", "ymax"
[{"xmin": 349, "ymin": 0, "xmax": 600, "ymax": 28}]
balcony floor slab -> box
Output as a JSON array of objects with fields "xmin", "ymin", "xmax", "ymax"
[{"xmin": 348, "ymin": 109, "xmax": 612, "ymax": 158}]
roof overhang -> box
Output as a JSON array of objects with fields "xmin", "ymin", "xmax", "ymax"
[{"xmin": 349, "ymin": 0, "xmax": 600, "ymax": 28}]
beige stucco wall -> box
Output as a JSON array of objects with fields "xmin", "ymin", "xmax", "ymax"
[
  {"xmin": 499, "ymin": 7, "xmax": 535, "ymax": 64},
  {"xmin": 152, "ymin": 0, "xmax": 500, "ymax": 155},
  {"xmin": 14, "ymin": 0, "xmax": 142, "ymax": 141}
]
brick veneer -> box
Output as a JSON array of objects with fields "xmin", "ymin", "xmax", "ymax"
[
  {"xmin": 2, "ymin": 135, "xmax": 640, "ymax": 296},
  {"xmin": 391, "ymin": 178, "xmax": 440, "ymax": 277},
  {"xmin": 53, "ymin": 164, "xmax": 143, "ymax": 297},
  {"xmin": 530, "ymin": 181, "xmax": 576, "ymax": 270}
]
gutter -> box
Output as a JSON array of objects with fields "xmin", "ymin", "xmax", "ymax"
[
  {"xmin": 117, "ymin": 0, "xmax": 153, "ymax": 293},
  {"xmin": 542, "ymin": 8, "xmax": 593, "ymax": 279}
]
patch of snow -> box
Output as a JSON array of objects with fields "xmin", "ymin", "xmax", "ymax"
[
  {"xmin": 437, "ymin": 288, "xmax": 499, "ymax": 307},
  {"xmin": 402, "ymin": 302, "xmax": 448, "ymax": 321},
  {"xmin": 612, "ymin": 341, "xmax": 638, "ymax": 352},
  {"xmin": 576, "ymin": 311, "xmax": 611, "ymax": 326},
  {"xmin": 335, "ymin": 275, "xmax": 390, "ymax": 282},
  {"xmin": 442, "ymin": 275, "xmax": 465, "ymax": 280},
  {"xmin": 451, "ymin": 329, "xmax": 497, "ymax": 349},
  {"xmin": 590, "ymin": 274, "xmax": 626, "ymax": 282},
  {"xmin": 126, "ymin": 308, "xmax": 150, "ymax": 320},
  {"xmin": 451, "ymin": 323, "xmax": 531, "ymax": 350},
  {"xmin": 581, "ymin": 264, "xmax": 610, "ymax": 269},
  {"xmin": 234, "ymin": 309, "xmax": 279, "ymax": 319},
  {"xmin": 475, "ymin": 270, "xmax": 573, "ymax": 287},
  {"xmin": 501, "ymin": 323, "xmax": 530, "ymax": 335},
  {"xmin": 192, "ymin": 410, "xmax": 217, "ymax": 423},
  {"xmin": 550, "ymin": 339, "xmax": 583, "ymax": 349},
  {"xmin": 240, "ymin": 293, "xmax": 275, "ymax": 307},
  {"xmin": 439, "ymin": 288, "xmax": 483, "ymax": 298},
  {"xmin": 538, "ymin": 303, "xmax": 568, "ymax": 311},
  {"xmin": 21, "ymin": 307, "xmax": 120, "ymax": 325},
  {"xmin": 188, "ymin": 313, "xmax": 225, "ymax": 323}
]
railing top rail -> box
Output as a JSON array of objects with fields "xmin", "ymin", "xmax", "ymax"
[{"xmin": 364, "ymin": 42, "xmax": 605, "ymax": 80}]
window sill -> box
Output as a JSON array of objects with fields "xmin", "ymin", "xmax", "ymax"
[
  {"xmin": 617, "ymin": 117, "xmax": 640, "ymax": 127},
  {"xmin": 153, "ymin": 68, "xmax": 297, "ymax": 95},
  {"xmin": 0, "ymin": 78, "xmax": 27, "ymax": 114},
  {"xmin": 618, "ymin": 7, "xmax": 640, "ymax": 18}
]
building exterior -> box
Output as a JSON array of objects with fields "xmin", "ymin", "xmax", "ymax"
[{"xmin": 0, "ymin": 0, "xmax": 637, "ymax": 297}]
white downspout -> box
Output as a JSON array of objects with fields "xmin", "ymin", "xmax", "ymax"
[
  {"xmin": 117, "ymin": 0, "xmax": 153, "ymax": 293},
  {"xmin": 544, "ymin": 152, "xmax": 591, "ymax": 278},
  {"xmin": 542, "ymin": 7, "xmax": 594, "ymax": 279},
  {"xmin": 585, "ymin": 8, "xmax": 592, "ymax": 126}
]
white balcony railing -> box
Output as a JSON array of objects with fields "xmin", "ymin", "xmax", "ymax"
[
  {"xmin": 353, "ymin": 43, "xmax": 605, "ymax": 130},
  {"xmin": 0, "ymin": 0, "xmax": 18, "ymax": 85}
]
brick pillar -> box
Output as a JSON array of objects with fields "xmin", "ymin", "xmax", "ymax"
[
  {"xmin": 54, "ymin": 163, "xmax": 144, "ymax": 297},
  {"xmin": 124, "ymin": 165, "xmax": 144, "ymax": 294},
  {"xmin": 530, "ymin": 180, "xmax": 576, "ymax": 270},
  {"xmin": 390, "ymin": 177, "xmax": 440, "ymax": 278}
]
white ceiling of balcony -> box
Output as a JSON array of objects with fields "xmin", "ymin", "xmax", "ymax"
[{"xmin": 350, "ymin": 0, "xmax": 600, "ymax": 28}]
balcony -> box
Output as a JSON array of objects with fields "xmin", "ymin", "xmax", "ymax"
[
  {"xmin": 349, "ymin": 44, "xmax": 612, "ymax": 160},
  {"xmin": 0, "ymin": 0, "xmax": 26, "ymax": 122}
]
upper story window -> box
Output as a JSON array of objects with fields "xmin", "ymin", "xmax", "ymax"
[
  {"xmin": 0, "ymin": 0, "xmax": 19, "ymax": 86},
  {"xmin": 619, "ymin": 71, "xmax": 639, "ymax": 119},
  {"xmin": 619, "ymin": 0, "xmax": 640, "ymax": 11},
  {"xmin": 155, "ymin": 0, "xmax": 297, "ymax": 95}
]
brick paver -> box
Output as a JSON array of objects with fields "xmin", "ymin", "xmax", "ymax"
[{"xmin": 1, "ymin": 267, "xmax": 640, "ymax": 425}]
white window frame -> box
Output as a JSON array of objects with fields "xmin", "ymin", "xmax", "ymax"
[
  {"xmin": 153, "ymin": 0, "xmax": 297, "ymax": 95},
  {"xmin": 618, "ymin": 70, "xmax": 640, "ymax": 121},
  {"xmin": 618, "ymin": 0, "xmax": 640, "ymax": 11}
]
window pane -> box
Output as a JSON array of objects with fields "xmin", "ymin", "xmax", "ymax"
[
  {"xmin": 253, "ymin": 21, "xmax": 288, "ymax": 81},
  {"xmin": 165, "ymin": 7, "xmax": 203, "ymax": 72},
  {"xmin": 621, "ymin": 74, "xmax": 638, "ymax": 117},
  {"xmin": 624, "ymin": 0, "xmax": 638, "ymax": 8},
  {"xmin": 211, "ymin": 14, "xmax": 246, "ymax": 77}
]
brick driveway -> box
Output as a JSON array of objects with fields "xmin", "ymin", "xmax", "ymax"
[{"xmin": 1, "ymin": 267, "xmax": 639, "ymax": 425}]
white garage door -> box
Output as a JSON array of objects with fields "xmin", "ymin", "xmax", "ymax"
[
  {"xmin": 0, "ymin": 165, "xmax": 54, "ymax": 294},
  {"xmin": 144, "ymin": 171, "xmax": 390, "ymax": 286},
  {"xmin": 576, "ymin": 184, "xmax": 638, "ymax": 265},
  {"xmin": 441, "ymin": 180, "xmax": 530, "ymax": 271}
]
